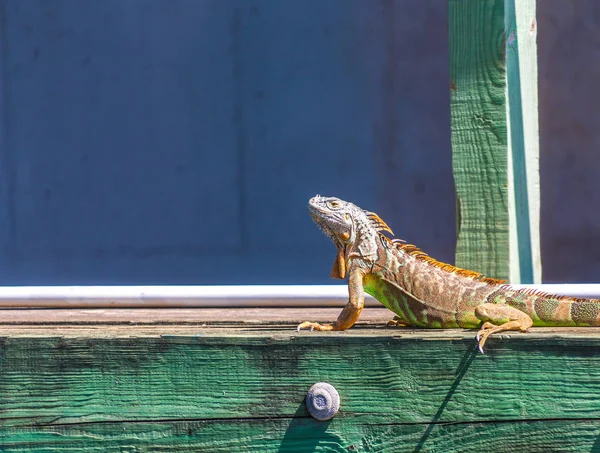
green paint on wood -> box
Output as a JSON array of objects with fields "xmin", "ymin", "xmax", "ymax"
[
  {"xmin": 449, "ymin": 0, "xmax": 541, "ymax": 283},
  {"xmin": 1, "ymin": 329, "xmax": 600, "ymax": 451},
  {"xmin": 505, "ymin": 0, "xmax": 541, "ymax": 284},
  {"xmin": 0, "ymin": 418, "xmax": 599, "ymax": 452},
  {"xmin": 449, "ymin": 0, "xmax": 509, "ymax": 279}
]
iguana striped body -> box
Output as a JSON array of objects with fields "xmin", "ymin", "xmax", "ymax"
[{"xmin": 299, "ymin": 195, "xmax": 600, "ymax": 352}]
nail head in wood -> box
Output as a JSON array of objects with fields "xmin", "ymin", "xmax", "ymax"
[{"xmin": 306, "ymin": 382, "xmax": 340, "ymax": 421}]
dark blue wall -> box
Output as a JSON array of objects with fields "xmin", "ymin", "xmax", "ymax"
[
  {"xmin": 538, "ymin": 1, "xmax": 600, "ymax": 283},
  {"xmin": 0, "ymin": 0, "xmax": 454, "ymax": 284}
]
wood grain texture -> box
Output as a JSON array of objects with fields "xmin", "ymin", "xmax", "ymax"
[
  {"xmin": 0, "ymin": 307, "xmax": 393, "ymax": 325},
  {"xmin": 449, "ymin": 0, "xmax": 509, "ymax": 279},
  {"xmin": 1, "ymin": 317, "xmax": 600, "ymax": 451},
  {"xmin": 505, "ymin": 0, "xmax": 541, "ymax": 284},
  {"xmin": 1, "ymin": 419, "xmax": 600, "ymax": 452}
]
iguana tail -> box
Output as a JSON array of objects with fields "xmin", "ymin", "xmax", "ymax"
[{"xmin": 502, "ymin": 286, "xmax": 600, "ymax": 327}]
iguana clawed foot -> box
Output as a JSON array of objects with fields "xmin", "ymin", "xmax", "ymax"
[
  {"xmin": 474, "ymin": 303, "xmax": 533, "ymax": 353},
  {"xmin": 476, "ymin": 322, "xmax": 501, "ymax": 354},
  {"xmin": 297, "ymin": 321, "xmax": 336, "ymax": 332}
]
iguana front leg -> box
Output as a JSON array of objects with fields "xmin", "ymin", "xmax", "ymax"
[
  {"xmin": 474, "ymin": 303, "xmax": 533, "ymax": 353},
  {"xmin": 298, "ymin": 270, "xmax": 365, "ymax": 331}
]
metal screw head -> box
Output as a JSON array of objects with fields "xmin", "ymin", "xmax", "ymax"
[{"xmin": 306, "ymin": 382, "xmax": 340, "ymax": 421}]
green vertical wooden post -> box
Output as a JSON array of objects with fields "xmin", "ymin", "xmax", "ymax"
[
  {"xmin": 449, "ymin": 0, "xmax": 509, "ymax": 280},
  {"xmin": 449, "ymin": 0, "xmax": 540, "ymax": 283}
]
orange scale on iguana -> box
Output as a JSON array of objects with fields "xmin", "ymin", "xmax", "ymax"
[{"xmin": 299, "ymin": 195, "xmax": 600, "ymax": 353}]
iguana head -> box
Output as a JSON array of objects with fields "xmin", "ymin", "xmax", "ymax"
[{"xmin": 309, "ymin": 195, "xmax": 394, "ymax": 279}]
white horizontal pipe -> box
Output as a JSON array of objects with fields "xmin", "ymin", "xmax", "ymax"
[
  {"xmin": 0, "ymin": 285, "xmax": 349, "ymax": 308},
  {"xmin": 0, "ymin": 284, "xmax": 596, "ymax": 308}
]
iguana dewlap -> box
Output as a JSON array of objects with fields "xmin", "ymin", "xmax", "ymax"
[{"xmin": 299, "ymin": 195, "xmax": 600, "ymax": 353}]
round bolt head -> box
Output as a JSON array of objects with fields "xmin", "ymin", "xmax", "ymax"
[{"xmin": 306, "ymin": 382, "xmax": 340, "ymax": 421}]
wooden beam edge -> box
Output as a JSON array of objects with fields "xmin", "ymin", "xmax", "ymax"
[{"xmin": 505, "ymin": 0, "xmax": 541, "ymax": 284}]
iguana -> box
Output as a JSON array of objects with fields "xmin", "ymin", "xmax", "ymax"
[{"xmin": 299, "ymin": 195, "xmax": 600, "ymax": 353}]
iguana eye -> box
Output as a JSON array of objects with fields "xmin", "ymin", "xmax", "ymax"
[{"xmin": 327, "ymin": 200, "xmax": 340, "ymax": 209}]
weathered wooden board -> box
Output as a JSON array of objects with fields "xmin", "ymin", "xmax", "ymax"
[
  {"xmin": 0, "ymin": 309, "xmax": 600, "ymax": 452},
  {"xmin": 505, "ymin": 0, "xmax": 541, "ymax": 284},
  {"xmin": 0, "ymin": 307, "xmax": 392, "ymax": 325},
  {"xmin": 449, "ymin": 0, "xmax": 541, "ymax": 284},
  {"xmin": 449, "ymin": 0, "xmax": 509, "ymax": 280},
  {"xmin": 1, "ymin": 418, "xmax": 600, "ymax": 452}
]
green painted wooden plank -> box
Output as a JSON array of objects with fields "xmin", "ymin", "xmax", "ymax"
[
  {"xmin": 449, "ymin": 0, "xmax": 509, "ymax": 280},
  {"xmin": 449, "ymin": 0, "xmax": 541, "ymax": 283},
  {"xmin": 0, "ymin": 419, "xmax": 599, "ymax": 452},
  {"xmin": 505, "ymin": 0, "xmax": 541, "ymax": 284},
  {"xmin": 0, "ymin": 329, "xmax": 599, "ymax": 450},
  {"xmin": 0, "ymin": 331, "xmax": 599, "ymax": 424}
]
